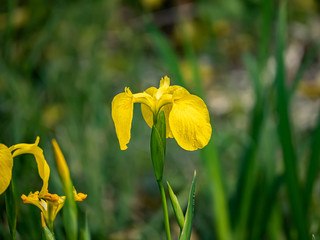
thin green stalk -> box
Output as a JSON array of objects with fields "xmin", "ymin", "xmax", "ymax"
[
  {"xmin": 157, "ymin": 180, "xmax": 171, "ymax": 240},
  {"xmin": 47, "ymin": 222, "xmax": 54, "ymax": 234}
]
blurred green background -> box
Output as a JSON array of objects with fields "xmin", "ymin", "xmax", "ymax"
[{"xmin": 1, "ymin": 0, "xmax": 320, "ymax": 239}]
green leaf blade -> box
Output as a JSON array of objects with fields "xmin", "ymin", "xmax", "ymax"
[{"xmin": 179, "ymin": 171, "xmax": 196, "ymax": 240}]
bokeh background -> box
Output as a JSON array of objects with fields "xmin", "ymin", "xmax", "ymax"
[{"xmin": 1, "ymin": 0, "xmax": 320, "ymax": 239}]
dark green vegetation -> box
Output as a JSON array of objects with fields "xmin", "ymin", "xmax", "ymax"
[{"xmin": 1, "ymin": 0, "xmax": 320, "ymax": 239}]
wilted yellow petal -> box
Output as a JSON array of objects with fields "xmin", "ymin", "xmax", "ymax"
[
  {"xmin": 0, "ymin": 144, "xmax": 13, "ymax": 195},
  {"xmin": 169, "ymin": 90, "xmax": 212, "ymax": 151},
  {"xmin": 21, "ymin": 191, "xmax": 47, "ymax": 215},
  {"xmin": 73, "ymin": 188, "xmax": 87, "ymax": 201},
  {"xmin": 22, "ymin": 191, "xmax": 66, "ymax": 224},
  {"xmin": 112, "ymin": 88, "xmax": 134, "ymax": 150},
  {"xmin": 11, "ymin": 137, "xmax": 50, "ymax": 197}
]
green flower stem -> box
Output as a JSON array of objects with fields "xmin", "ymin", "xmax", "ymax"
[
  {"xmin": 157, "ymin": 180, "xmax": 171, "ymax": 240},
  {"xmin": 47, "ymin": 221, "xmax": 54, "ymax": 234}
]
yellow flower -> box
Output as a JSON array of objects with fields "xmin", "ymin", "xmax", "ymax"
[
  {"xmin": 21, "ymin": 190, "xmax": 87, "ymax": 226},
  {"xmin": 21, "ymin": 191, "xmax": 66, "ymax": 226},
  {"xmin": 112, "ymin": 76, "xmax": 212, "ymax": 151},
  {"xmin": 0, "ymin": 137, "xmax": 50, "ymax": 197}
]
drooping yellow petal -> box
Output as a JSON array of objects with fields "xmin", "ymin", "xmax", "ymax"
[
  {"xmin": 11, "ymin": 137, "xmax": 50, "ymax": 197},
  {"xmin": 0, "ymin": 144, "xmax": 14, "ymax": 195},
  {"xmin": 169, "ymin": 90, "xmax": 212, "ymax": 151},
  {"xmin": 112, "ymin": 88, "xmax": 134, "ymax": 150}
]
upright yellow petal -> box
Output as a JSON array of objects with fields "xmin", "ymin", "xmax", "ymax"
[
  {"xmin": 0, "ymin": 144, "xmax": 14, "ymax": 195},
  {"xmin": 169, "ymin": 90, "xmax": 212, "ymax": 151},
  {"xmin": 11, "ymin": 137, "xmax": 50, "ymax": 197},
  {"xmin": 156, "ymin": 76, "xmax": 171, "ymax": 99},
  {"xmin": 159, "ymin": 76, "xmax": 170, "ymax": 88},
  {"xmin": 112, "ymin": 88, "xmax": 134, "ymax": 150}
]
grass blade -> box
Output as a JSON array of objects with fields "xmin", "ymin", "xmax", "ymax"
[
  {"xmin": 257, "ymin": 0, "xmax": 273, "ymax": 71},
  {"xmin": 274, "ymin": 2, "xmax": 308, "ymax": 239},
  {"xmin": 304, "ymin": 107, "xmax": 320, "ymax": 210},
  {"xmin": 179, "ymin": 171, "xmax": 196, "ymax": 240},
  {"xmin": 201, "ymin": 143, "xmax": 232, "ymax": 240},
  {"xmin": 289, "ymin": 42, "xmax": 320, "ymax": 98}
]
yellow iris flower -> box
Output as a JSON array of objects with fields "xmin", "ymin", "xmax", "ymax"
[
  {"xmin": 0, "ymin": 137, "xmax": 50, "ymax": 197},
  {"xmin": 21, "ymin": 190, "xmax": 86, "ymax": 226},
  {"xmin": 112, "ymin": 76, "xmax": 212, "ymax": 151}
]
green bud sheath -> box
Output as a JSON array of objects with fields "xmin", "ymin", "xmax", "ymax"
[
  {"xmin": 151, "ymin": 111, "xmax": 166, "ymax": 181},
  {"xmin": 167, "ymin": 182, "xmax": 185, "ymax": 230}
]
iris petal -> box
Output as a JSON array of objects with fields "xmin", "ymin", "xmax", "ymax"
[
  {"xmin": 141, "ymin": 103, "xmax": 174, "ymax": 138},
  {"xmin": 161, "ymin": 104, "xmax": 174, "ymax": 138},
  {"xmin": 0, "ymin": 144, "xmax": 14, "ymax": 195},
  {"xmin": 141, "ymin": 104, "xmax": 153, "ymax": 128},
  {"xmin": 112, "ymin": 88, "xmax": 134, "ymax": 150},
  {"xmin": 11, "ymin": 139, "xmax": 50, "ymax": 198},
  {"xmin": 141, "ymin": 87, "xmax": 157, "ymax": 128},
  {"xmin": 169, "ymin": 90, "xmax": 212, "ymax": 151}
]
